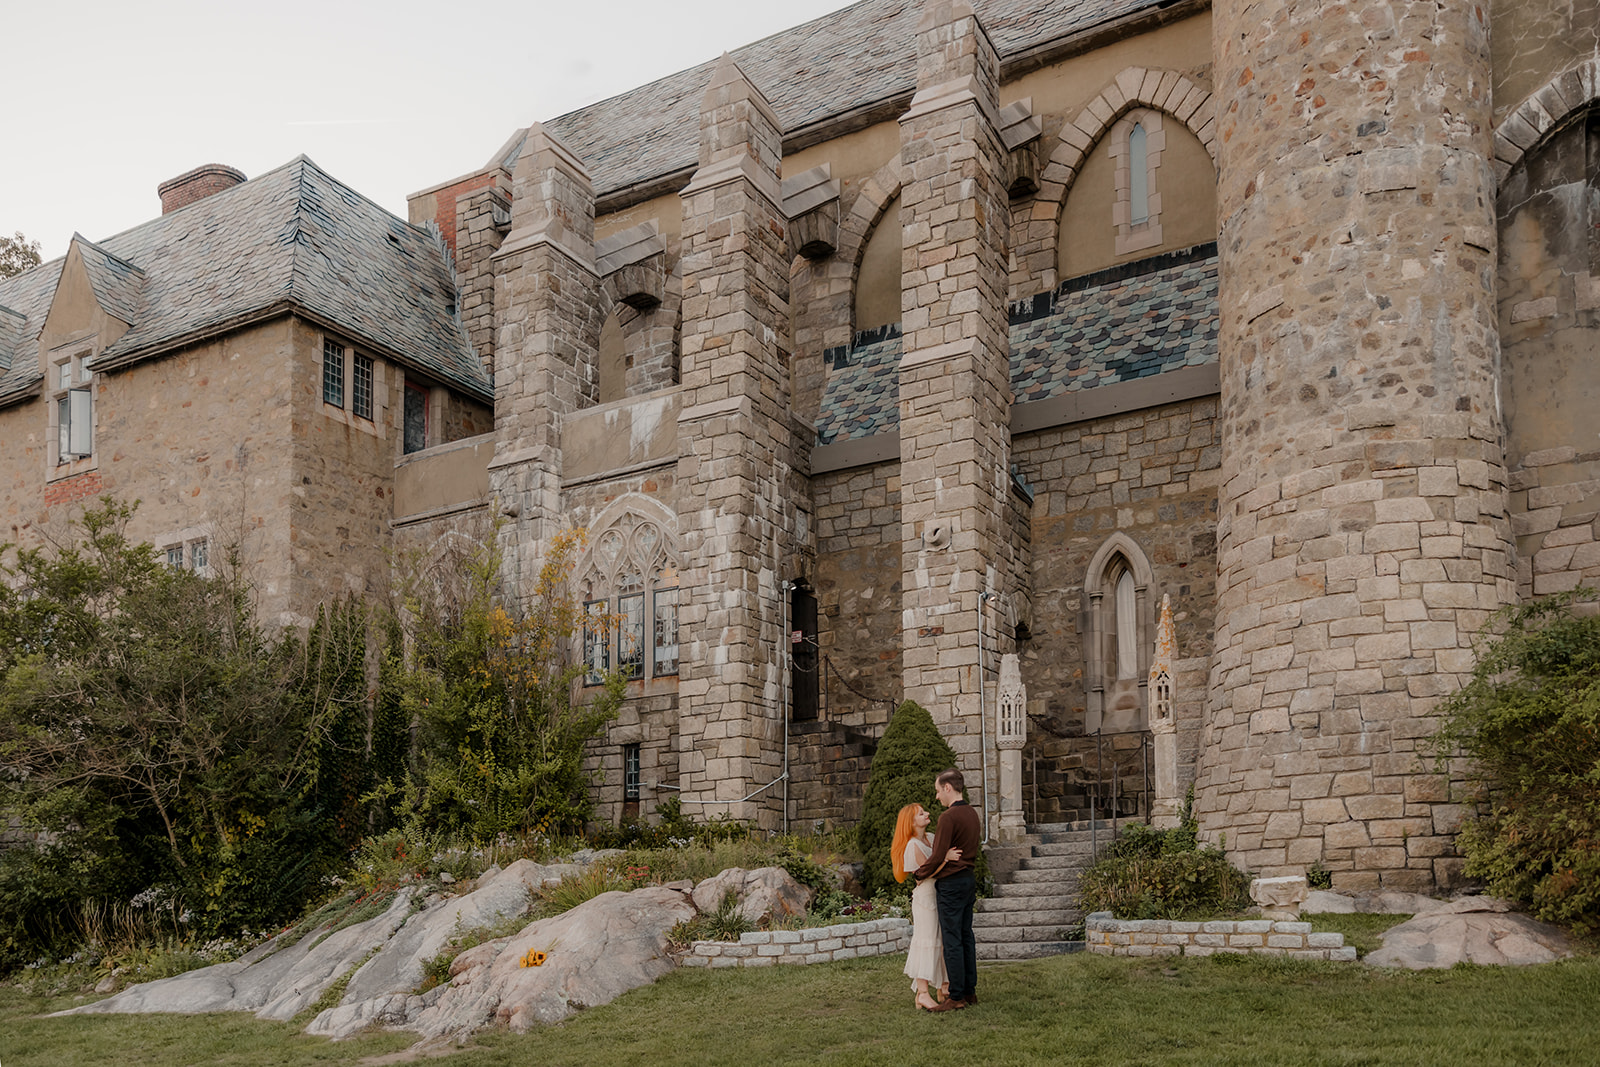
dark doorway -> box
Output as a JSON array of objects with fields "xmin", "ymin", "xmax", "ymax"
[{"xmin": 790, "ymin": 585, "xmax": 819, "ymax": 721}]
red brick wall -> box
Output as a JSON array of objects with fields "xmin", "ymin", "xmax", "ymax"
[{"xmin": 43, "ymin": 470, "xmax": 103, "ymax": 508}]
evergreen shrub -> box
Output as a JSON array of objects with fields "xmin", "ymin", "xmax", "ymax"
[
  {"xmin": 1432, "ymin": 590, "xmax": 1600, "ymax": 934},
  {"xmin": 857, "ymin": 701, "xmax": 958, "ymax": 895}
]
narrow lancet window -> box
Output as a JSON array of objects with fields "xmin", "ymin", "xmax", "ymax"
[{"xmin": 1129, "ymin": 123, "xmax": 1149, "ymax": 225}]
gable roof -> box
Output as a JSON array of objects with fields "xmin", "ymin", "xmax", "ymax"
[
  {"xmin": 0, "ymin": 157, "xmax": 490, "ymax": 405},
  {"xmin": 509, "ymin": 0, "xmax": 1179, "ymax": 200}
]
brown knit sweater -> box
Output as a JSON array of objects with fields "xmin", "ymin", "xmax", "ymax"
[{"xmin": 913, "ymin": 800, "xmax": 980, "ymax": 880}]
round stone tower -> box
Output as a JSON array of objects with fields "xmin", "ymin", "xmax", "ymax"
[{"xmin": 1197, "ymin": 0, "xmax": 1514, "ymax": 891}]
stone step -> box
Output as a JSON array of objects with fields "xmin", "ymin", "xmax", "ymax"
[
  {"xmin": 973, "ymin": 908, "xmax": 1080, "ymax": 927},
  {"xmin": 1018, "ymin": 852, "xmax": 1090, "ymax": 871},
  {"xmin": 990, "ymin": 879, "xmax": 1078, "ymax": 898},
  {"xmin": 1009, "ymin": 867, "xmax": 1084, "ymax": 885},
  {"xmin": 973, "ymin": 920, "xmax": 1083, "ymax": 942},
  {"xmin": 977, "ymin": 941, "xmax": 1085, "ymax": 961},
  {"xmin": 978, "ymin": 893, "xmax": 1076, "ymax": 913},
  {"xmin": 1027, "ymin": 841, "xmax": 1098, "ymax": 858}
]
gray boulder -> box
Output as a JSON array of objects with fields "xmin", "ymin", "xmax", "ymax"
[
  {"xmin": 1365, "ymin": 898, "xmax": 1575, "ymax": 969},
  {"xmin": 690, "ymin": 867, "xmax": 812, "ymax": 924},
  {"xmin": 312, "ymin": 884, "xmax": 695, "ymax": 1039},
  {"xmin": 55, "ymin": 889, "xmax": 416, "ymax": 1019},
  {"xmin": 335, "ymin": 859, "xmax": 573, "ymax": 1007},
  {"xmin": 1302, "ymin": 889, "xmax": 1450, "ymax": 915}
]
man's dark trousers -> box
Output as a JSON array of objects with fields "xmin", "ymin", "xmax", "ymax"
[{"xmin": 935, "ymin": 869, "xmax": 977, "ymax": 999}]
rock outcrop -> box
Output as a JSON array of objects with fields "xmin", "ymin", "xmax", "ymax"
[
  {"xmin": 689, "ymin": 866, "xmax": 812, "ymax": 924},
  {"xmin": 1365, "ymin": 898, "xmax": 1576, "ymax": 969}
]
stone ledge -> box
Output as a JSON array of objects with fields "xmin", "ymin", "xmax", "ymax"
[
  {"xmin": 1083, "ymin": 912, "xmax": 1353, "ymax": 962},
  {"xmin": 685, "ymin": 917, "xmax": 912, "ymax": 967}
]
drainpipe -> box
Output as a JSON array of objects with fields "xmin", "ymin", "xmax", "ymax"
[
  {"xmin": 781, "ymin": 579, "xmax": 792, "ymax": 836},
  {"xmin": 978, "ymin": 591, "xmax": 995, "ymax": 845}
]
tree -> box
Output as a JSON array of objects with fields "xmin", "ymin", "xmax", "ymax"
[
  {"xmin": 858, "ymin": 700, "xmax": 959, "ymax": 895},
  {"xmin": 0, "ymin": 499, "xmax": 365, "ymax": 960},
  {"xmin": 1432, "ymin": 589, "xmax": 1600, "ymax": 934},
  {"xmin": 386, "ymin": 526, "xmax": 624, "ymax": 840},
  {"xmin": 0, "ymin": 232, "xmax": 41, "ymax": 279}
]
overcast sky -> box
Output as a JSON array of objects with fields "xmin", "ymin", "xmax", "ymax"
[{"xmin": 4, "ymin": 0, "xmax": 854, "ymax": 262}]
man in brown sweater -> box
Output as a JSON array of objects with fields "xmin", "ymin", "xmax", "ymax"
[{"xmin": 914, "ymin": 767, "xmax": 981, "ymax": 1010}]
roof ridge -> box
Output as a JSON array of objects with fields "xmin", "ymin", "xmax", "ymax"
[{"xmin": 70, "ymin": 232, "xmax": 147, "ymax": 275}]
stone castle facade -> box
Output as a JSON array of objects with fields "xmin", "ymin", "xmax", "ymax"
[{"xmin": 5, "ymin": 0, "xmax": 1598, "ymax": 893}]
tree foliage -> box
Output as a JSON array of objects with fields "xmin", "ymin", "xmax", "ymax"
[
  {"xmin": 0, "ymin": 231, "xmax": 41, "ymax": 279},
  {"xmin": 0, "ymin": 502, "xmax": 620, "ymax": 970},
  {"xmin": 857, "ymin": 700, "xmax": 959, "ymax": 895},
  {"xmin": 1432, "ymin": 589, "xmax": 1600, "ymax": 934},
  {"xmin": 382, "ymin": 526, "xmax": 623, "ymax": 840}
]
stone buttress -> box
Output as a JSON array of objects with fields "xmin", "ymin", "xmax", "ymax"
[
  {"xmin": 897, "ymin": 0, "xmax": 1017, "ymax": 814},
  {"xmin": 1199, "ymin": 0, "xmax": 1513, "ymax": 889},
  {"xmin": 487, "ymin": 124, "xmax": 603, "ymax": 591},
  {"xmin": 673, "ymin": 56, "xmax": 797, "ymax": 828}
]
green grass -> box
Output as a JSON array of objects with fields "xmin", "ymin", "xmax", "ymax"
[
  {"xmin": 5, "ymin": 951, "xmax": 1600, "ymax": 1066},
  {"xmin": 1302, "ymin": 912, "xmax": 1414, "ymax": 958}
]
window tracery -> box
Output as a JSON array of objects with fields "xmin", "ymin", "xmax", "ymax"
[{"xmin": 579, "ymin": 511, "xmax": 680, "ymax": 685}]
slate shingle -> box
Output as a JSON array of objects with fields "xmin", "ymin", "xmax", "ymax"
[
  {"xmin": 816, "ymin": 248, "xmax": 1220, "ymax": 445},
  {"xmin": 514, "ymin": 0, "xmax": 1171, "ymax": 199},
  {"xmin": 0, "ymin": 157, "xmax": 489, "ymax": 405}
]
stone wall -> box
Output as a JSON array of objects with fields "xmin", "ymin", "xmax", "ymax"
[
  {"xmin": 1085, "ymin": 913, "xmax": 1354, "ymax": 961},
  {"xmin": 681, "ymin": 917, "xmax": 910, "ymax": 967},
  {"xmin": 1496, "ymin": 111, "xmax": 1600, "ymax": 601},
  {"xmin": 811, "ymin": 460, "xmax": 903, "ymax": 729},
  {"xmin": 1011, "ymin": 396, "xmax": 1219, "ymax": 821},
  {"xmin": 1199, "ymin": 0, "xmax": 1511, "ymax": 891}
]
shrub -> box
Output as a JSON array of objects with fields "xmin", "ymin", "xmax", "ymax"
[
  {"xmin": 534, "ymin": 864, "xmax": 634, "ymax": 917},
  {"xmin": 1078, "ymin": 799, "xmax": 1250, "ymax": 920},
  {"xmin": 857, "ymin": 701, "xmax": 959, "ymax": 895},
  {"xmin": 1432, "ymin": 589, "xmax": 1600, "ymax": 934}
]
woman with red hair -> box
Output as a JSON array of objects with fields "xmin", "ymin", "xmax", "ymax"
[{"xmin": 892, "ymin": 802, "xmax": 956, "ymax": 1010}]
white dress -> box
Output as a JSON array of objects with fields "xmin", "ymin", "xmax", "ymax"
[{"xmin": 902, "ymin": 837, "xmax": 949, "ymax": 990}]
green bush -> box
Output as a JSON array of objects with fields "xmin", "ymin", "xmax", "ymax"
[
  {"xmin": 857, "ymin": 701, "xmax": 959, "ymax": 895},
  {"xmin": 1078, "ymin": 800, "xmax": 1251, "ymax": 920},
  {"xmin": 1432, "ymin": 589, "xmax": 1600, "ymax": 934}
]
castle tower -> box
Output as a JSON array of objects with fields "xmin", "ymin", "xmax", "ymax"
[
  {"xmin": 673, "ymin": 55, "xmax": 796, "ymax": 828},
  {"xmin": 1199, "ymin": 0, "xmax": 1513, "ymax": 890},
  {"xmin": 488, "ymin": 124, "xmax": 603, "ymax": 590},
  {"xmin": 896, "ymin": 0, "xmax": 1015, "ymax": 801}
]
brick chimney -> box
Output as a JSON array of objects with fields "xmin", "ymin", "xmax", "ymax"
[{"xmin": 157, "ymin": 164, "xmax": 247, "ymax": 214}]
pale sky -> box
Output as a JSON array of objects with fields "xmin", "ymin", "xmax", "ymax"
[{"xmin": 4, "ymin": 0, "xmax": 855, "ymax": 262}]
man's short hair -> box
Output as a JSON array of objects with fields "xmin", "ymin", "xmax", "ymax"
[{"xmin": 936, "ymin": 768, "xmax": 965, "ymax": 793}]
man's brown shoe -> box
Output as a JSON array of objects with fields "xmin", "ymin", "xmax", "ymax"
[
  {"xmin": 963, "ymin": 994, "xmax": 978, "ymax": 1006},
  {"xmin": 930, "ymin": 998, "xmax": 967, "ymax": 1012}
]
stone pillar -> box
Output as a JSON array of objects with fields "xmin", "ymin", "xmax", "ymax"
[
  {"xmin": 488, "ymin": 124, "xmax": 602, "ymax": 595},
  {"xmin": 674, "ymin": 55, "xmax": 795, "ymax": 829},
  {"xmin": 455, "ymin": 172, "xmax": 511, "ymax": 376},
  {"xmin": 897, "ymin": 0, "xmax": 1014, "ymax": 787},
  {"xmin": 1149, "ymin": 594, "xmax": 1180, "ymax": 829},
  {"xmin": 995, "ymin": 653, "xmax": 1027, "ymax": 842},
  {"xmin": 1198, "ymin": 0, "xmax": 1512, "ymax": 890}
]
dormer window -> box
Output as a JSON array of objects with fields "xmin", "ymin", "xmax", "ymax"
[{"xmin": 52, "ymin": 352, "xmax": 92, "ymax": 464}]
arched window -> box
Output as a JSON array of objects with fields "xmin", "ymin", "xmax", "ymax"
[
  {"xmin": 1083, "ymin": 533, "xmax": 1156, "ymax": 733},
  {"xmin": 1110, "ymin": 109, "xmax": 1164, "ymax": 256},
  {"xmin": 1128, "ymin": 123, "xmax": 1149, "ymax": 226},
  {"xmin": 578, "ymin": 509, "xmax": 680, "ymax": 685}
]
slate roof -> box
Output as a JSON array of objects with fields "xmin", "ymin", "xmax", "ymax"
[
  {"xmin": 815, "ymin": 246, "xmax": 1219, "ymax": 445},
  {"xmin": 510, "ymin": 0, "xmax": 1172, "ymax": 198},
  {"xmin": 0, "ymin": 157, "xmax": 490, "ymax": 404}
]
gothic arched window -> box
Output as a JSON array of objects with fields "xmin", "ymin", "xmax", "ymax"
[
  {"xmin": 1083, "ymin": 533, "xmax": 1156, "ymax": 733},
  {"xmin": 579, "ymin": 511, "xmax": 680, "ymax": 685}
]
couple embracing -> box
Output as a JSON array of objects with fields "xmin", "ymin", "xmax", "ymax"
[{"xmin": 891, "ymin": 768, "xmax": 980, "ymax": 1013}]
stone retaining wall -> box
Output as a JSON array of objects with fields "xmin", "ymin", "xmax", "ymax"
[
  {"xmin": 682, "ymin": 917, "xmax": 911, "ymax": 968},
  {"xmin": 1085, "ymin": 912, "xmax": 1355, "ymax": 961}
]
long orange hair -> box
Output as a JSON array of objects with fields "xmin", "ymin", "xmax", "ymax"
[{"xmin": 890, "ymin": 803, "xmax": 924, "ymax": 883}]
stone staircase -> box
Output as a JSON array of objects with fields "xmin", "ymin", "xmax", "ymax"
[{"xmin": 975, "ymin": 820, "xmax": 1135, "ymax": 961}]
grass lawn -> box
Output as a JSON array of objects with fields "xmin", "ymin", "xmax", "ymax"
[{"xmin": 4, "ymin": 951, "xmax": 1598, "ymax": 1066}]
